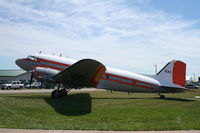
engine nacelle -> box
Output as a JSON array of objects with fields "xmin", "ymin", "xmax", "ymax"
[{"xmin": 33, "ymin": 67, "xmax": 60, "ymax": 82}]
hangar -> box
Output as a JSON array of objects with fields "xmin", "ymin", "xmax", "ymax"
[
  {"xmin": 0, "ymin": 69, "xmax": 54, "ymax": 89},
  {"xmin": 0, "ymin": 69, "xmax": 31, "ymax": 85}
]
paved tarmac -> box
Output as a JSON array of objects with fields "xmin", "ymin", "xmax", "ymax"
[
  {"xmin": 0, "ymin": 129, "xmax": 200, "ymax": 133},
  {"xmin": 0, "ymin": 88, "xmax": 102, "ymax": 94}
]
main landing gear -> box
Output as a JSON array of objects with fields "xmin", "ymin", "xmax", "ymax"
[
  {"xmin": 159, "ymin": 93, "xmax": 166, "ymax": 99},
  {"xmin": 51, "ymin": 84, "xmax": 70, "ymax": 98}
]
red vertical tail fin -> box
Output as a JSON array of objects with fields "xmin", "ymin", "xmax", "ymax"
[
  {"xmin": 156, "ymin": 60, "xmax": 186, "ymax": 88},
  {"xmin": 173, "ymin": 61, "xmax": 186, "ymax": 87}
]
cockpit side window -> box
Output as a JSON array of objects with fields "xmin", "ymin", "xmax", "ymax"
[{"xmin": 27, "ymin": 56, "xmax": 37, "ymax": 61}]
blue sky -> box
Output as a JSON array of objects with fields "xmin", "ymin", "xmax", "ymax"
[
  {"xmin": 0, "ymin": 0, "xmax": 200, "ymax": 79},
  {"xmin": 150, "ymin": 0, "xmax": 200, "ymax": 21}
]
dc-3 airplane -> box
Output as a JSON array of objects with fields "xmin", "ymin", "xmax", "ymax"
[{"xmin": 15, "ymin": 53, "xmax": 187, "ymax": 99}]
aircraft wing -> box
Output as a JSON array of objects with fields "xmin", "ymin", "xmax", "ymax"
[{"xmin": 54, "ymin": 59, "xmax": 106, "ymax": 88}]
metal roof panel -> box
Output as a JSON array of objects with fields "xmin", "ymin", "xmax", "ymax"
[{"xmin": 0, "ymin": 69, "xmax": 26, "ymax": 77}]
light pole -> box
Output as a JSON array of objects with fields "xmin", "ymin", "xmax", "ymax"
[
  {"xmin": 154, "ymin": 64, "xmax": 157, "ymax": 75},
  {"xmin": 193, "ymin": 73, "xmax": 196, "ymax": 82}
]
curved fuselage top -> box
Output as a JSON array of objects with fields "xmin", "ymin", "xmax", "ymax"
[{"xmin": 16, "ymin": 54, "xmax": 161, "ymax": 91}]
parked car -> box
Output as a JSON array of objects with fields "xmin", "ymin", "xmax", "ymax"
[
  {"xmin": 25, "ymin": 82, "xmax": 41, "ymax": 88},
  {"xmin": 185, "ymin": 84, "xmax": 199, "ymax": 89},
  {"xmin": 1, "ymin": 81, "xmax": 24, "ymax": 90}
]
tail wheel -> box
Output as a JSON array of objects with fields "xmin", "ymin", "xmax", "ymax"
[
  {"xmin": 158, "ymin": 93, "xmax": 166, "ymax": 99},
  {"xmin": 159, "ymin": 95, "xmax": 165, "ymax": 99},
  {"xmin": 160, "ymin": 95, "xmax": 165, "ymax": 99},
  {"xmin": 51, "ymin": 90, "xmax": 61, "ymax": 98}
]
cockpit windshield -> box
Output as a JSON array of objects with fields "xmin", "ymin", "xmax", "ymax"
[{"xmin": 27, "ymin": 56, "xmax": 37, "ymax": 61}]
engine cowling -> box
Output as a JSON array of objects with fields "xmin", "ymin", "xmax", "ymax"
[{"xmin": 33, "ymin": 67, "xmax": 60, "ymax": 82}]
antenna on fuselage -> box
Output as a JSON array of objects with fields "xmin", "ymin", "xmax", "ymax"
[{"xmin": 39, "ymin": 51, "xmax": 42, "ymax": 54}]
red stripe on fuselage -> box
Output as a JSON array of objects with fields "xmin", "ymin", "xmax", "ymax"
[
  {"xmin": 105, "ymin": 73, "xmax": 157, "ymax": 87},
  {"xmin": 101, "ymin": 77, "xmax": 155, "ymax": 90},
  {"xmin": 37, "ymin": 58, "xmax": 70, "ymax": 67},
  {"xmin": 27, "ymin": 57, "xmax": 158, "ymax": 90},
  {"xmin": 40, "ymin": 64, "xmax": 65, "ymax": 71}
]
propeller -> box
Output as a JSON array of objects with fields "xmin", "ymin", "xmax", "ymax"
[{"xmin": 29, "ymin": 71, "xmax": 34, "ymax": 89}]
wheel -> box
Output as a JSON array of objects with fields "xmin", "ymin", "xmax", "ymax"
[
  {"xmin": 51, "ymin": 90, "xmax": 61, "ymax": 98},
  {"xmin": 160, "ymin": 95, "xmax": 165, "ymax": 99},
  {"xmin": 60, "ymin": 89, "xmax": 68, "ymax": 96},
  {"xmin": 7, "ymin": 86, "xmax": 11, "ymax": 90},
  {"xmin": 19, "ymin": 86, "xmax": 23, "ymax": 90}
]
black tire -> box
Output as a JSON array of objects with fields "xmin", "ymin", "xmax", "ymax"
[
  {"xmin": 60, "ymin": 89, "xmax": 68, "ymax": 96},
  {"xmin": 160, "ymin": 95, "xmax": 165, "ymax": 99},
  {"xmin": 7, "ymin": 86, "xmax": 11, "ymax": 90},
  {"xmin": 51, "ymin": 90, "xmax": 61, "ymax": 98},
  {"xmin": 19, "ymin": 86, "xmax": 23, "ymax": 90}
]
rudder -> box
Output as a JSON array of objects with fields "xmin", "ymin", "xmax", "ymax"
[
  {"xmin": 172, "ymin": 61, "xmax": 186, "ymax": 87},
  {"xmin": 156, "ymin": 60, "xmax": 186, "ymax": 88}
]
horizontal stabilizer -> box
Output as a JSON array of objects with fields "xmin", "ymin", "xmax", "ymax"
[{"xmin": 161, "ymin": 86, "xmax": 190, "ymax": 93}]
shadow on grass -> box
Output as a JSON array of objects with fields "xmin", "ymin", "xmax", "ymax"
[
  {"xmin": 160, "ymin": 97, "xmax": 195, "ymax": 102},
  {"xmin": 92, "ymin": 97, "xmax": 194, "ymax": 102},
  {"xmin": 92, "ymin": 97, "xmax": 153, "ymax": 100},
  {"xmin": 8, "ymin": 93, "xmax": 92, "ymax": 116},
  {"xmin": 44, "ymin": 93, "xmax": 91, "ymax": 116}
]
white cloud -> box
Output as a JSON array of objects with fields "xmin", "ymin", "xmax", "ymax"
[{"xmin": 0, "ymin": 0, "xmax": 200, "ymax": 76}]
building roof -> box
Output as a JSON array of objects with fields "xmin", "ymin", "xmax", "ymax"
[{"xmin": 0, "ymin": 69, "xmax": 27, "ymax": 77}]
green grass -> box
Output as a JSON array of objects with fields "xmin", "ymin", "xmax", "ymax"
[{"xmin": 0, "ymin": 90, "xmax": 200, "ymax": 130}]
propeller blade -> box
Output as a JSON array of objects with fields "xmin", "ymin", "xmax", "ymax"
[{"xmin": 29, "ymin": 71, "xmax": 33, "ymax": 88}]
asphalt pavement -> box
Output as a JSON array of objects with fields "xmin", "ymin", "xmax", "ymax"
[
  {"xmin": 0, "ymin": 88, "xmax": 102, "ymax": 94},
  {"xmin": 0, "ymin": 129, "xmax": 200, "ymax": 133}
]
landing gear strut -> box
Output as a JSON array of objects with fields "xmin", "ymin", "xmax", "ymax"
[
  {"xmin": 51, "ymin": 89, "xmax": 61, "ymax": 98},
  {"xmin": 159, "ymin": 93, "xmax": 165, "ymax": 99},
  {"xmin": 51, "ymin": 84, "xmax": 70, "ymax": 98}
]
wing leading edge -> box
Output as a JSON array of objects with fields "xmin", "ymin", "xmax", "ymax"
[{"xmin": 54, "ymin": 59, "xmax": 106, "ymax": 88}]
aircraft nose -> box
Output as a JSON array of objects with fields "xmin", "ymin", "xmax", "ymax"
[
  {"xmin": 15, "ymin": 59, "xmax": 34, "ymax": 71},
  {"xmin": 15, "ymin": 59, "xmax": 26, "ymax": 70},
  {"xmin": 15, "ymin": 59, "xmax": 23, "ymax": 67}
]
